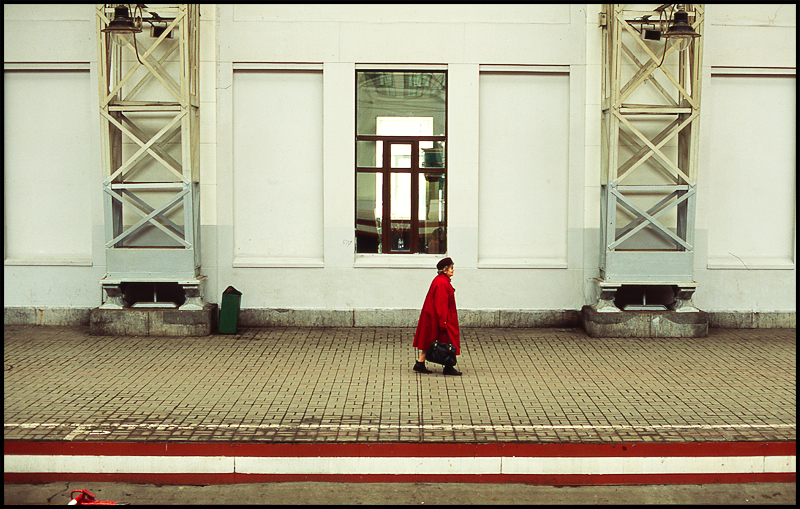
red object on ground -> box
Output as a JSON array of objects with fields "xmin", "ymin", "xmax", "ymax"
[{"xmin": 69, "ymin": 489, "xmax": 121, "ymax": 505}]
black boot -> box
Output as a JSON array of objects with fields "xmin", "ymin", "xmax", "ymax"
[
  {"xmin": 413, "ymin": 361, "xmax": 432, "ymax": 374},
  {"xmin": 443, "ymin": 365, "xmax": 462, "ymax": 376}
]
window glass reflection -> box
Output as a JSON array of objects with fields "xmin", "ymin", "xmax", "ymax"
[
  {"xmin": 357, "ymin": 72, "xmax": 446, "ymax": 136},
  {"xmin": 419, "ymin": 174, "xmax": 446, "ymax": 254},
  {"xmin": 356, "ymin": 172, "xmax": 382, "ymax": 253}
]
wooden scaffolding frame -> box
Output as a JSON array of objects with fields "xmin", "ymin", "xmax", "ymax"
[
  {"xmin": 599, "ymin": 4, "xmax": 704, "ymax": 287},
  {"xmin": 96, "ymin": 4, "xmax": 203, "ymax": 307}
]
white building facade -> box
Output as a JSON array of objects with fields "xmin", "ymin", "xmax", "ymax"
[{"xmin": 4, "ymin": 4, "xmax": 796, "ymax": 327}]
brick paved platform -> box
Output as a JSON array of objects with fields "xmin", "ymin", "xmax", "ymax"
[
  {"xmin": 4, "ymin": 325, "xmax": 796, "ymax": 485},
  {"xmin": 4, "ymin": 325, "xmax": 795, "ymax": 444}
]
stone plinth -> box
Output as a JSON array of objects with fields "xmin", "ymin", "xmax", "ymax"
[
  {"xmin": 89, "ymin": 304, "xmax": 217, "ymax": 336},
  {"xmin": 581, "ymin": 305, "xmax": 708, "ymax": 338}
]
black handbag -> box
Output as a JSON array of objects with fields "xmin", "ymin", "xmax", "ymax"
[{"xmin": 426, "ymin": 331, "xmax": 456, "ymax": 367}]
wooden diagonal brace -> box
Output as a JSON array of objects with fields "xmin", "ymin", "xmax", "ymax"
[
  {"xmin": 620, "ymin": 42, "xmax": 677, "ymax": 107},
  {"xmin": 101, "ymin": 12, "xmax": 185, "ymax": 107},
  {"xmin": 101, "ymin": 109, "xmax": 186, "ymax": 184},
  {"xmin": 118, "ymin": 115, "xmax": 183, "ymax": 181},
  {"xmin": 610, "ymin": 186, "xmax": 694, "ymax": 250},
  {"xmin": 104, "ymin": 186, "xmax": 190, "ymax": 247},
  {"xmin": 614, "ymin": 110, "xmax": 696, "ymax": 184},
  {"xmin": 618, "ymin": 128, "xmax": 679, "ymax": 184},
  {"xmin": 615, "ymin": 11, "xmax": 699, "ymax": 110},
  {"xmin": 116, "ymin": 37, "xmax": 182, "ymax": 104},
  {"xmin": 121, "ymin": 189, "xmax": 186, "ymax": 238},
  {"xmin": 614, "ymin": 190, "xmax": 682, "ymax": 240},
  {"xmin": 125, "ymin": 40, "xmax": 180, "ymax": 101}
]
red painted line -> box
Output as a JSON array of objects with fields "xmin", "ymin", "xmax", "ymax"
[
  {"xmin": 4, "ymin": 440, "xmax": 795, "ymax": 458},
  {"xmin": 4, "ymin": 472, "xmax": 795, "ymax": 486}
]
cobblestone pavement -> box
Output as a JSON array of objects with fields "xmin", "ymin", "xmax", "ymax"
[{"xmin": 4, "ymin": 325, "xmax": 795, "ymax": 443}]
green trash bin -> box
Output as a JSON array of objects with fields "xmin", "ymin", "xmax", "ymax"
[{"xmin": 218, "ymin": 286, "xmax": 242, "ymax": 334}]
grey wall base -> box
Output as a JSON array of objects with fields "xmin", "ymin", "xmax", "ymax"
[
  {"xmin": 238, "ymin": 308, "xmax": 582, "ymax": 328},
  {"xmin": 88, "ymin": 304, "xmax": 217, "ymax": 336},
  {"xmin": 708, "ymin": 311, "xmax": 796, "ymax": 329},
  {"xmin": 4, "ymin": 306, "xmax": 794, "ymax": 330},
  {"xmin": 581, "ymin": 305, "xmax": 709, "ymax": 338},
  {"xmin": 4, "ymin": 307, "xmax": 92, "ymax": 326}
]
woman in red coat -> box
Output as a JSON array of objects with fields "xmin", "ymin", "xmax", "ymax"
[{"xmin": 413, "ymin": 257, "xmax": 462, "ymax": 376}]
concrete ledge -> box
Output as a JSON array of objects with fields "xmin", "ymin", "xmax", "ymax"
[
  {"xmin": 581, "ymin": 305, "xmax": 709, "ymax": 338},
  {"xmin": 709, "ymin": 311, "xmax": 796, "ymax": 329},
  {"xmin": 4, "ymin": 307, "xmax": 90, "ymax": 326},
  {"xmin": 500, "ymin": 310, "xmax": 581, "ymax": 328},
  {"xmin": 239, "ymin": 308, "xmax": 354, "ymax": 327},
  {"xmin": 88, "ymin": 304, "xmax": 217, "ymax": 336},
  {"xmin": 239, "ymin": 308, "xmax": 582, "ymax": 328},
  {"xmin": 354, "ymin": 308, "xmax": 419, "ymax": 327},
  {"xmin": 460, "ymin": 309, "xmax": 502, "ymax": 327},
  {"xmin": 5, "ymin": 306, "xmax": 795, "ymax": 329}
]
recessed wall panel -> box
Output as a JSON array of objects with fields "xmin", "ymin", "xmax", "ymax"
[
  {"xmin": 232, "ymin": 71, "xmax": 324, "ymax": 262},
  {"xmin": 478, "ymin": 72, "xmax": 570, "ymax": 264},
  {"xmin": 4, "ymin": 70, "xmax": 94, "ymax": 261},
  {"xmin": 707, "ymin": 74, "xmax": 796, "ymax": 267}
]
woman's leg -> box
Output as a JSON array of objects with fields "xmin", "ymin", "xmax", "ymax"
[{"xmin": 414, "ymin": 349, "xmax": 432, "ymax": 373}]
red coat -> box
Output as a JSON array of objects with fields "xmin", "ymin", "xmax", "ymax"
[{"xmin": 413, "ymin": 273, "xmax": 460, "ymax": 355}]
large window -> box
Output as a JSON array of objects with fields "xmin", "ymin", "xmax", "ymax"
[{"xmin": 356, "ymin": 71, "xmax": 446, "ymax": 254}]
